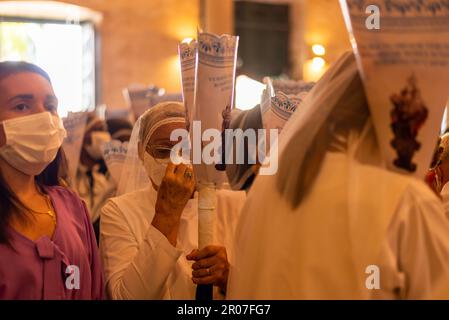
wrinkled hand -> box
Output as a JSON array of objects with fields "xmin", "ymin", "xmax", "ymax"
[
  {"xmin": 152, "ymin": 163, "xmax": 195, "ymax": 246},
  {"xmin": 187, "ymin": 245, "xmax": 229, "ymax": 294},
  {"xmin": 155, "ymin": 162, "xmax": 195, "ymax": 216}
]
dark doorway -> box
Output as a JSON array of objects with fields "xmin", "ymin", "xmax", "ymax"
[{"xmin": 234, "ymin": 1, "xmax": 291, "ymax": 81}]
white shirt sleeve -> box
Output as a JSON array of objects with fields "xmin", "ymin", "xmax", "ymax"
[
  {"xmin": 100, "ymin": 200, "xmax": 183, "ymax": 299},
  {"xmin": 387, "ymin": 184, "xmax": 449, "ymax": 299}
]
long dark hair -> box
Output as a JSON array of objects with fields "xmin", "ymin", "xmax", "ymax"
[
  {"xmin": 0, "ymin": 149, "xmax": 69, "ymax": 244},
  {"xmin": 0, "ymin": 61, "xmax": 67, "ymax": 244}
]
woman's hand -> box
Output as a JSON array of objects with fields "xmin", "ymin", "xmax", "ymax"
[
  {"xmin": 187, "ymin": 245, "xmax": 230, "ymax": 294},
  {"xmin": 152, "ymin": 163, "xmax": 195, "ymax": 246}
]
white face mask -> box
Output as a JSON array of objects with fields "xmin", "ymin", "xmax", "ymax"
[
  {"xmin": 143, "ymin": 151, "xmax": 170, "ymax": 187},
  {"xmin": 85, "ymin": 131, "xmax": 111, "ymax": 160},
  {"xmin": 0, "ymin": 112, "xmax": 67, "ymax": 176}
]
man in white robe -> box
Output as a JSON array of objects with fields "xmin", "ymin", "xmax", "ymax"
[
  {"xmin": 74, "ymin": 113, "xmax": 114, "ymax": 241},
  {"xmin": 226, "ymin": 52, "xmax": 449, "ymax": 299}
]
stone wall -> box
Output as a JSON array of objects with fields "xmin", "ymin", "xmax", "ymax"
[{"xmin": 60, "ymin": 0, "xmax": 199, "ymax": 109}]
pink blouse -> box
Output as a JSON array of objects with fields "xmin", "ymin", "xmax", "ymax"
[{"xmin": 0, "ymin": 186, "xmax": 104, "ymax": 300}]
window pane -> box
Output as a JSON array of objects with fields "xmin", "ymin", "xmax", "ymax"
[{"xmin": 0, "ymin": 20, "xmax": 95, "ymax": 117}]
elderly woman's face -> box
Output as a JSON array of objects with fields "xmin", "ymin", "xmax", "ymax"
[{"xmin": 146, "ymin": 122, "xmax": 185, "ymax": 159}]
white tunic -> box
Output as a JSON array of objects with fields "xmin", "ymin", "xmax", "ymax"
[
  {"xmin": 100, "ymin": 186, "xmax": 245, "ymax": 299},
  {"xmin": 227, "ymin": 152, "xmax": 449, "ymax": 299}
]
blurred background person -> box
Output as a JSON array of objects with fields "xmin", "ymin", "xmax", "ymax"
[
  {"xmin": 0, "ymin": 61, "xmax": 103, "ymax": 299},
  {"xmin": 75, "ymin": 113, "xmax": 113, "ymax": 242},
  {"xmin": 107, "ymin": 118, "xmax": 133, "ymax": 143},
  {"xmin": 227, "ymin": 53, "xmax": 449, "ymax": 299}
]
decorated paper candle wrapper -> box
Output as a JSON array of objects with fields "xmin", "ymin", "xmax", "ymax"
[
  {"xmin": 260, "ymin": 78, "xmax": 311, "ymax": 152},
  {"xmin": 62, "ymin": 112, "xmax": 88, "ymax": 182},
  {"xmin": 179, "ymin": 39, "xmax": 198, "ymax": 130},
  {"xmin": 103, "ymin": 140, "xmax": 129, "ymax": 185},
  {"xmin": 262, "ymin": 92, "xmax": 306, "ymax": 133},
  {"xmin": 340, "ymin": 0, "xmax": 449, "ymax": 178},
  {"xmin": 261, "ymin": 77, "xmax": 312, "ymax": 131},
  {"xmin": 123, "ymin": 85, "xmax": 161, "ymax": 120},
  {"xmin": 260, "ymin": 77, "xmax": 275, "ymax": 116},
  {"xmin": 264, "ymin": 77, "xmax": 315, "ymax": 96},
  {"xmin": 192, "ymin": 31, "xmax": 239, "ymax": 186}
]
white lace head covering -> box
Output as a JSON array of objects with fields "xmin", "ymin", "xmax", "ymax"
[{"xmin": 116, "ymin": 101, "xmax": 185, "ymax": 195}]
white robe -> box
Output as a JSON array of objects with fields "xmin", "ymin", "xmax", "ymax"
[
  {"xmin": 227, "ymin": 152, "xmax": 449, "ymax": 299},
  {"xmin": 100, "ymin": 186, "xmax": 246, "ymax": 299}
]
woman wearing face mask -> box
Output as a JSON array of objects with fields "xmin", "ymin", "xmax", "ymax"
[
  {"xmin": 100, "ymin": 102, "xmax": 244, "ymax": 299},
  {"xmin": 0, "ymin": 61, "xmax": 103, "ymax": 299},
  {"xmin": 75, "ymin": 113, "xmax": 114, "ymax": 242}
]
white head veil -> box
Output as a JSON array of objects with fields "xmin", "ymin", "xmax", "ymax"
[
  {"xmin": 227, "ymin": 52, "xmax": 407, "ymax": 299},
  {"xmin": 274, "ymin": 51, "xmax": 380, "ymax": 208},
  {"xmin": 116, "ymin": 101, "xmax": 186, "ymax": 196}
]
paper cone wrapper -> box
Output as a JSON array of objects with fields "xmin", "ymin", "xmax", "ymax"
[
  {"xmin": 192, "ymin": 31, "xmax": 239, "ymax": 186},
  {"xmin": 125, "ymin": 88, "xmax": 150, "ymax": 120},
  {"xmin": 262, "ymin": 92, "xmax": 308, "ymax": 132},
  {"xmin": 179, "ymin": 39, "xmax": 197, "ymax": 130},
  {"xmin": 103, "ymin": 140, "xmax": 129, "ymax": 185},
  {"xmin": 265, "ymin": 77, "xmax": 315, "ymax": 96},
  {"xmin": 62, "ymin": 112, "xmax": 88, "ymax": 182},
  {"xmin": 148, "ymin": 93, "xmax": 183, "ymax": 108},
  {"xmin": 340, "ymin": 0, "xmax": 449, "ymax": 178}
]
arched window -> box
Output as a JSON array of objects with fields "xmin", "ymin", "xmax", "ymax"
[{"xmin": 0, "ymin": 1, "xmax": 102, "ymax": 116}]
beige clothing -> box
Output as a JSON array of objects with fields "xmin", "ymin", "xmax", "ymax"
[{"xmin": 227, "ymin": 152, "xmax": 449, "ymax": 299}]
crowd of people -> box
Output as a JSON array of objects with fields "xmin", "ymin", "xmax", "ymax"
[{"xmin": 1, "ymin": 49, "xmax": 449, "ymax": 300}]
